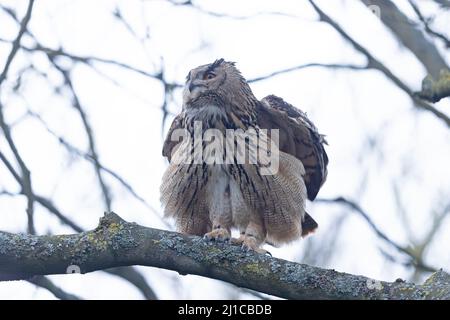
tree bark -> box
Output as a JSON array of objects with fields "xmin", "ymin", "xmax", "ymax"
[{"xmin": 0, "ymin": 212, "xmax": 449, "ymax": 300}]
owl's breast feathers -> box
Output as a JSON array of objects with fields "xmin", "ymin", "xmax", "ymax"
[
  {"xmin": 161, "ymin": 95, "xmax": 328, "ymax": 241},
  {"xmin": 163, "ymin": 95, "xmax": 328, "ymax": 201}
]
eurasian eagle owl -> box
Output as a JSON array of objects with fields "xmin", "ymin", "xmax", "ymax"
[{"xmin": 161, "ymin": 59, "xmax": 328, "ymax": 253}]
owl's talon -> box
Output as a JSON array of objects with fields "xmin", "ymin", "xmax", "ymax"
[
  {"xmin": 241, "ymin": 243, "xmax": 269, "ymax": 255},
  {"xmin": 203, "ymin": 234, "xmax": 212, "ymax": 241},
  {"xmin": 203, "ymin": 228, "xmax": 230, "ymax": 242},
  {"xmin": 216, "ymin": 236, "xmax": 230, "ymax": 243},
  {"xmin": 230, "ymin": 234, "xmax": 245, "ymax": 246},
  {"xmin": 240, "ymin": 236, "xmax": 269, "ymax": 255}
]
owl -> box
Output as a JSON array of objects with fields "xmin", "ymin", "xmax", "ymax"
[{"xmin": 160, "ymin": 59, "xmax": 328, "ymax": 253}]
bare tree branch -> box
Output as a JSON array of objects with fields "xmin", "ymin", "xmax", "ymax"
[
  {"xmin": 0, "ymin": 0, "xmax": 36, "ymax": 234},
  {"xmin": 1, "ymin": 212, "xmax": 449, "ymax": 300},
  {"xmin": 316, "ymin": 197, "xmax": 438, "ymax": 273},
  {"xmin": 48, "ymin": 60, "xmax": 112, "ymax": 211},
  {"xmin": 360, "ymin": 0, "xmax": 448, "ymax": 79},
  {"xmin": 27, "ymin": 276, "xmax": 81, "ymax": 300},
  {"xmin": 105, "ymin": 267, "xmax": 158, "ymax": 300},
  {"xmin": 23, "ymin": 100, "xmax": 160, "ymax": 216},
  {"xmin": 0, "ymin": 191, "xmax": 158, "ymax": 299},
  {"xmin": 360, "ymin": 0, "xmax": 450, "ymax": 102},
  {"xmin": 433, "ymin": 0, "xmax": 450, "ymax": 9},
  {"xmin": 0, "ymin": 151, "xmax": 22, "ymax": 183},
  {"xmin": 161, "ymin": 0, "xmax": 300, "ymax": 20},
  {"xmin": 413, "ymin": 201, "xmax": 450, "ymax": 263},
  {"xmin": 0, "ymin": 8, "xmax": 160, "ymax": 297},
  {"xmin": 0, "ymin": 0, "xmax": 34, "ymax": 85},
  {"xmin": 247, "ymin": 63, "xmax": 367, "ymax": 83},
  {"xmin": 309, "ymin": 0, "xmax": 450, "ymax": 128},
  {"xmin": 0, "ymin": 106, "xmax": 35, "ymax": 234},
  {"xmin": 408, "ymin": 0, "xmax": 450, "ymax": 48}
]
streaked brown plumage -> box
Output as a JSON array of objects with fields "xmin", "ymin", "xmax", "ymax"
[{"xmin": 161, "ymin": 59, "xmax": 328, "ymax": 253}]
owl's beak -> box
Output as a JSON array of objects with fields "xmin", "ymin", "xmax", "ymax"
[
  {"xmin": 188, "ymin": 82, "xmax": 199, "ymax": 92},
  {"xmin": 184, "ymin": 81, "xmax": 206, "ymax": 104}
]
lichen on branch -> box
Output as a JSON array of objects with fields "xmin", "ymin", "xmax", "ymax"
[{"xmin": 417, "ymin": 69, "xmax": 450, "ymax": 103}]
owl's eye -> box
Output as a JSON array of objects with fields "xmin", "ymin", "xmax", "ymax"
[{"xmin": 203, "ymin": 72, "xmax": 216, "ymax": 80}]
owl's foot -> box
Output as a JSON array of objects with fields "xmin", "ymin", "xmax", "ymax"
[
  {"xmin": 239, "ymin": 235, "xmax": 271, "ymax": 256},
  {"xmin": 203, "ymin": 227, "xmax": 230, "ymax": 242},
  {"xmin": 230, "ymin": 232, "xmax": 246, "ymax": 245}
]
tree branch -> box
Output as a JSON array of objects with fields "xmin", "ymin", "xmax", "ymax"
[
  {"xmin": 0, "ymin": 192, "xmax": 158, "ymax": 299},
  {"xmin": 361, "ymin": 0, "xmax": 450, "ymax": 102},
  {"xmin": 0, "ymin": 0, "xmax": 34, "ymax": 86},
  {"xmin": 433, "ymin": 0, "xmax": 450, "ymax": 9},
  {"xmin": 360, "ymin": 0, "xmax": 448, "ymax": 79},
  {"xmin": 408, "ymin": 0, "xmax": 450, "ymax": 49},
  {"xmin": 309, "ymin": 0, "xmax": 450, "ymax": 128},
  {"xmin": 48, "ymin": 59, "xmax": 112, "ymax": 211},
  {"xmin": 0, "ymin": 105, "xmax": 36, "ymax": 234},
  {"xmin": 0, "ymin": 0, "xmax": 36, "ymax": 234},
  {"xmin": 316, "ymin": 197, "xmax": 438, "ymax": 273},
  {"xmin": 104, "ymin": 266, "xmax": 158, "ymax": 300},
  {"xmin": 1, "ymin": 212, "xmax": 449, "ymax": 300},
  {"xmin": 27, "ymin": 276, "xmax": 81, "ymax": 300},
  {"xmin": 247, "ymin": 63, "xmax": 367, "ymax": 83},
  {"xmin": 163, "ymin": 0, "xmax": 300, "ymax": 20}
]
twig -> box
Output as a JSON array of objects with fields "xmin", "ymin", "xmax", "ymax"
[
  {"xmin": 106, "ymin": 267, "xmax": 158, "ymax": 300},
  {"xmin": 0, "ymin": 105, "xmax": 35, "ymax": 234},
  {"xmin": 0, "ymin": 191, "xmax": 158, "ymax": 299},
  {"xmin": 433, "ymin": 0, "xmax": 450, "ymax": 9},
  {"xmin": 309, "ymin": 0, "xmax": 450, "ymax": 128},
  {"xmin": 26, "ymin": 109, "xmax": 161, "ymax": 216},
  {"xmin": 316, "ymin": 197, "xmax": 437, "ymax": 273},
  {"xmin": 0, "ymin": 0, "xmax": 35, "ymax": 85},
  {"xmin": 0, "ymin": 0, "xmax": 36, "ymax": 234},
  {"xmin": 27, "ymin": 276, "xmax": 81, "ymax": 300},
  {"xmin": 0, "ymin": 2, "xmax": 158, "ymax": 299},
  {"xmin": 48, "ymin": 60, "xmax": 112, "ymax": 211},
  {"xmin": 34, "ymin": 195, "xmax": 84, "ymax": 232},
  {"xmin": 409, "ymin": 0, "xmax": 450, "ymax": 48},
  {"xmin": 161, "ymin": 0, "xmax": 301, "ymax": 20},
  {"xmin": 248, "ymin": 63, "xmax": 367, "ymax": 83},
  {"xmin": 360, "ymin": 0, "xmax": 448, "ymax": 79},
  {"xmin": 0, "ymin": 151, "xmax": 22, "ymax": 182}
]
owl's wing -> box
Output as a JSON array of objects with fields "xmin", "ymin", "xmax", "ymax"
[
  {"xmin": 162, "ymin": 113, "xmax": 183, "ymax": 162},
  {"xmin": 257, "ymin": 94, "xmax": 328, "ymax": 201}
]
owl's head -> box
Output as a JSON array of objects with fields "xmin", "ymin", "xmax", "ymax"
[{"xmin": 182, "ymin": 59, "xmax": 255, "ymax": 108}]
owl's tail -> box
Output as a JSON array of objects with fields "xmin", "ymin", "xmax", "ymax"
[
  {"xmin": 301, "ymin": 212, "xmax": 318, "ymax": 237},
  {"xmin": 266, "ymin": 212, "xmax": 318, "ymax": 247}
]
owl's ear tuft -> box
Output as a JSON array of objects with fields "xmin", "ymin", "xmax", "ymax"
[
  {"xmin": 210, "ymin": 58, "xmax": 224, "ymax": 69},
  {"xmin": 210, "ymin": 59, "xmax": 236, "ymax": 71}
]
